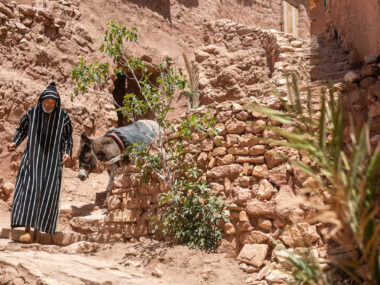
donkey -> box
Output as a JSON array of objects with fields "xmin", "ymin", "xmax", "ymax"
[{"xmin": 77, "ymin": 120, "xmax": 160, "ymax": 204}]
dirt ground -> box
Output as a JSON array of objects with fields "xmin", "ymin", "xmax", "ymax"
[{"xmin": 0, "ymin": 168, "xmax": 249, "ymax": 285}]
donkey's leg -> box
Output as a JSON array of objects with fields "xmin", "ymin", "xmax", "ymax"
[{"xmin": 104, "ymin": 165, "xmax": 116, "ymax": 210}]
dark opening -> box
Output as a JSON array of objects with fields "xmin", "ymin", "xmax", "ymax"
[
  {"xmin": 112, "ymin": 72, "xmax": 157, "ymax": 127},
  {"xmin": 112, "ymin": 73, "xmax": 127, "ymax": 127}
]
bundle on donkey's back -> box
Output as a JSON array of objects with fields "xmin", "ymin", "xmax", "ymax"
[{"xmin": 78, "ymin": 119, "xmax": 159, "ymax": 180}]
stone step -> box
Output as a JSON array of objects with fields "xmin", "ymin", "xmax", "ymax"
[
  {"xmin": 0, "ymin": 228, "xmax": 88, "ymax": 246},
  {"xmin": 69, "ymin": 211, "xmax": 107, "ymax": 235}
]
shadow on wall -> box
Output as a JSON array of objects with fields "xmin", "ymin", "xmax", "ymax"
[
  {"xmin": 122, "ymin": 0, "xmax": 171, "ymax": 22},
  {"xmin": 236, "ymin": 0, "xmax": 254, "ymax": 6},
  {"xmin": 178, "ymin": 0, "xmax": 199, "ymax": 8}
]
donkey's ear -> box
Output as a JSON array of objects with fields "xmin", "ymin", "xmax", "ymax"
[{"xmin": 81, "ymin": 132, "xmax": 92, "ymax": 145}]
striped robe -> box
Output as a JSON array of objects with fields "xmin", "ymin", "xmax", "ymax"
[{"xmin": 11, "ymin": 88, "xmax": 73, "ymax": 234}]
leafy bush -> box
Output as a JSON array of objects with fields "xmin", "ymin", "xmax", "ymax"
[{"xmin": 71, "ymin": 22, "xmax": 228, "ymax": 252}]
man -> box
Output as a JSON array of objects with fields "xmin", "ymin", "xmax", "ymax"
[{"xmin": 8, "ymin": 82, "xmax": 73, "ymax": 243}]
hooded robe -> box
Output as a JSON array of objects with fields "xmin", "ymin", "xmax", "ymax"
[{"xmin": 11, "ymin": 82, "xmax": 73, "ymax": 234}]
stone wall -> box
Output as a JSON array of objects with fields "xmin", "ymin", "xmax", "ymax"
[
  {"xmin": 234, "ymin": 0, "xmax": 311, "ymax": 39},
  {"xmin": 102, "ymin": 97, "xmax": 329, "ymax": 277},
  {"xmin": 325, "ymin": 0, "xmax": 380, "ymax": 61},
  {"xmin": 197, "ymin": 19, "xmax": 311, "ymax": 105}
]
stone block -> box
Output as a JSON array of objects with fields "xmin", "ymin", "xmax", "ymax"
[
  {"xmin": 238, "ymin": 134, "xmax": 259, "ymax": 146},
  {"xmin": 252, "ymin": 165, "xmax": 268, "ymax": 178},
  {"xmin": 256, "ymin": 179, "xmax": 274, "ymax": 201},
  {"xmin": 249, "ymin": 145, "xmax": 266, "ymax": 155},
  {"xmin": 206, "ymin": 164, "xmax": 242, "ymax": 179},
  {"xmin": 216, "ymin": 154, "xmax": 235, "ymax": 165},
  {"xmin": 226, "ymin": 119, "xmax": 246, "ymax": 134},
  {"xmin": 227, "ymin": 146, "xmax": 249, "ymax": 155},
  {"xmin": 246, "ymin": 120, "xmax": 266, "ymax": 134},
  {"xmin": 246, "ymin": 199, "xmax": 276, "ymax": 217},
  {"xmin": 237, "ymin": 244, "xmax": 268, "ymax": 267}
]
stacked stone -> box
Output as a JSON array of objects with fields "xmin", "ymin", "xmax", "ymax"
[
  {"xmin": 103, "ymin": 97, "xmax": 327, "ymax": 280},
  {"xmin": 343, "ymin": 54, "xmax": 380, "ymax": 218},
  {"xmin": 196, "ymin": 19, "xmax": 310, "ymax": 105},
  {"xmin": 99, "ymin": 166, "xmax": 163, "ymax": 242}
]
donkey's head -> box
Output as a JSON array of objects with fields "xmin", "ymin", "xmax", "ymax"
[{"xmin": 77, "ymin": 132, "xmax": 97, "ymax": 181}]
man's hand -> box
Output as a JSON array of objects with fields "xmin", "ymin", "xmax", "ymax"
[
  {"xmin": 8, "ymin": 142, "xmax": 17, "ymax": 152},
  {"xmin": 62, "ymin": 153, "xmax": 71, "ymax": 165}
]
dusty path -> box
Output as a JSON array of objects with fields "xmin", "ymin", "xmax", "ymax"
[
  {"xmin": 0, "ymin": 238, "xmax": 248, "ymax": 285},
  {"xmin": 0, "ymin": 168, "xmax": 248, "ymax": 285}
]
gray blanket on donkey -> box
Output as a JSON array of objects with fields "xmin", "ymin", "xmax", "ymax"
[{"xmin": 105, "ymin": 120, "xmax": 159, "ymax": 150}]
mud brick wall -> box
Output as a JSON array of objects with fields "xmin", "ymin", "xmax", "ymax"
[{"xmin": 105, "ymin": 98, "xmax": 326, "ymax": 269}]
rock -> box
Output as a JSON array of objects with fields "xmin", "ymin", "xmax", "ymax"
[
  {"xmin": 15, "ymin": 22, "xmax": 29, "ymax": 34},
  {"xmin": 217, "ymin": 68, "xmax": 238, "ymax": 87},
  {"xmin": 267, "ymin": 164, "xmax": 288, "ymax": 186},
  {"xmin": 210, "ymin": 182, "xmax": 224, "ymax": 193},
  {"xmin": 152, "ymin": 267, "xmax": 164, "ymax": 278},
  {"xmin": 0, "ymin": 3, "xmax": 14, "ymax": 18},
  {"xmin": 224, "ymin": 222, "xmax": 236, "ymax": 235},
  {"xmin": 226, "ymin": 134, "xmax": 239, "ymax": 146},
  {"xmin": 232, "ymin": 102, "xmax": 243, "ymax": 112},
  {"xmin": 364, "ymin": 55, "xmax": 377, "ymax": 64},
  {"xmin": 237, "ymin": 244, "xmax": 268, "ymax": 267},
  {"xmin": 246, "ymin": 200, "xmax": 275, "ymax": 217},
  {"xmin": 360, "ymin": 77, "xmax": 376, "ymax": 88},
  {"xmin": 249, "ymin": 145, "xmax": 266, "ymax": 156},
  {"xmin": 1, "ymin": 266, "xmax": 18, "ymax": 284},
  {"xmin": 256, "ymin": 179, "xmax": 274, "ymax": 201},
  {"xmin": 226, "ymin": 119, "xmax": 246, "ymax": 134},
  {"xmin": 228, "ymin": 146, "xmax": 249, "ymax": 155},
  {"xmin": 212, "ymin": 147, "xmax": 227, "ymax": 156},
  {"xmin": 344, "ymin": 71, "xmax": 360, "ymax": 83},
  {"xmin": 264, "ymin": 149, "xmax": 285, "ymax": 169},
  {"xmin": 265, "ymin": 269, "xmax": 294, "ymax": 284},
  {"xmin": 236, "ymin": 156, "xmax": 264, "ymax": 163},
  {"xmin": 195, "ymin": 51, "xmax": 210, "ymax": 63},
  {"xmin": 18, "ymin": 38, "xmax": 29, "ymax": 51},
  {"xmin": 256, "ymin": 264, "xmax": 271, "ymax": 281},
  {"xmin": 273, "ymin": 219, "xmax": 284, "ymax": 228},
  {"xmin": 274, "ymin": 185, "xmax": 301, "ymax": 218},
  {"xmin": 197, "ymin": 152, "xmax": 208, "ymax": 167},
  {"xmin": 215, "ymin": 123, "xmax": 227, "ymax": 135},
  {"xmin": 239, "ymin": 210, "xmax": 249, "ymax": 222},
  {"xmin": 2, "ymin": 182, "xmax": 14, "ymax": 195},
  {"xmin": 237, "ymin": 26, "xmax": 253, "ymax": 36},
  {"xmin": 362, "ymin": 64, "xmax": 380, "ymax": 77},
  {"xmin": 239, "ymin": 231, "xmax": 269, "ymax": 245},
  {"xmin": 62, "ymin": 241, "xmax": 100, "ymax": 254},
  {"xmin": 18, "ymin": 5, "xmax": 36, "ymax": 16},
  {"xmin": 239, "ymin": 134, "xmax": 259, "ymax": 146},
  {"xmin": 246, "ymin": 120, "xmax": 266, "ymax": 134},
  {"xmin": 12, "ymin": 278, "xmax": 24, "ymax": 285},
  {"xmin": 290, "ymin": 40, "xmax": 303, "ymax": 48},
  {"xmin": 280, "ymin": 223, "xmax": 320, "ymax": 247},
  {"xmin": 206, "ymin": 164, "xmax": 242, "ymax": 179},
  {"xmin": 216, "ymin": 154, "xmax": 235, "ymax": 165},
  {"xmin": 236, "ymin": 221, "xmax": 253, "ymax": 233},
  {"xmin": 236, "ymin": 111, "xmax": 250, "ymax": 120},
  {"xmin": 235, "ymin": 187, "xmax": 251, "ymax": 205},
  {"xmin": 369, "ymin": 102, "xmax": 380, "ymax": 117},
  {"xmin": 200, "ymin": 138, "xmax": 213, "ymax": 151},
  {"xmin": 216, "ymin": 111, "xmax": 232, "ymax": 123},
  {"xmin": 252, "ymin": 165, "xmax": 268, "ymax": 178},
  {"xmin": 258, "ymin": 219, "xmax": 272, "ymax": 231},
  {"xmin": 107, "ymin": 196, "xmax": 121, "ymax": 211}
]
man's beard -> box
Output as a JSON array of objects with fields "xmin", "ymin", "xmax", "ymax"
[{"xmin": 42, "ymin": 105, "xmax": 54, "ymax": 113}]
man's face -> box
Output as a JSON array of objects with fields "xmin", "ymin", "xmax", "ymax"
[{"xmin": 42, "ymin": 98, "xmax": 56, "ymax": 113}]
